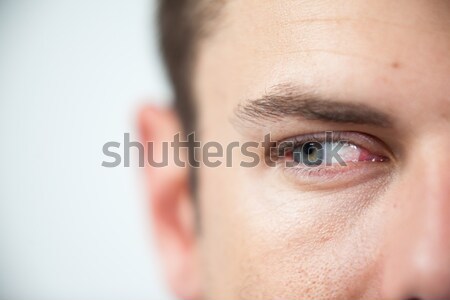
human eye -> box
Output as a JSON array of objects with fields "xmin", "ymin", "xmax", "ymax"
[{"xmin": 271, "ymin": 131, "xmax": 393, "ymax": 188}]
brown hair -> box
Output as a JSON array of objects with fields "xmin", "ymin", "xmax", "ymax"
[
  {"xmin": 158, "ymin": 0, "xmax": 225, "ymax": 135},
  {"xmin": 158, "ymin": 1, "xmax": 225, "ymax": 196}
]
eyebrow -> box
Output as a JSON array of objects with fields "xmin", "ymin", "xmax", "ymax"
[{"xmin": 234, "ymin": 85, "xmax": 393, "ymax": 128}]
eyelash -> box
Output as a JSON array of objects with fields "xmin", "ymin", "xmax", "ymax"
[{"xmin": 269, "ymin": 131, "xmax": 390, "ymax": 178}]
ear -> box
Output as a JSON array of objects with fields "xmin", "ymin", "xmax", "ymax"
[{"xmin": 138, "ymin": 106, "xmax": 202, "ymax": 300}]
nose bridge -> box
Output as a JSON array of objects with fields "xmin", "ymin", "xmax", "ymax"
[
  {"xmin": 381, "ymin": 135, "xmax": 450, "ymax": 299},
  {"xmin": 411, "ymin": 138, "xmax": 450, "ymax": 276},
  {"xmin": 418, "ymin": 135, "xmax": 450, "ymax": 241}
]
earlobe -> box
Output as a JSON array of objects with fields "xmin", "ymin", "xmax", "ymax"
[{"xmin": 138, "ymin": 105, "xmax": 202, "ymax": 300}]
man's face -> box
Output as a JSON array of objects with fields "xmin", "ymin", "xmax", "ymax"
[{"xmin": 192, "ymin": 0, "xmax": 450, "ymax": 299}]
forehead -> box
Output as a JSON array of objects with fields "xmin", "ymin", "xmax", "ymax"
[{"xmin": 193, "ymin": 0, "xmax": 450, "ymax": 136}]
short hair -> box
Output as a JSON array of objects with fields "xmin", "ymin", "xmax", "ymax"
[
  {"xmin": 158, "ymin": 1, "xmax": 225, "ymax": 197},
  {"xmin": 158, "ymin": 0, "xmax": 225, "ymax": 135}
]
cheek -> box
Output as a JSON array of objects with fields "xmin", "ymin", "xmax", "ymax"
[
  {"xmin": 198, "ymin": 166, "xmax": 249, "ymax": 299},
  {"xmin": 199, "ymin": 166, "xmax": 386, "ymax": 300}
]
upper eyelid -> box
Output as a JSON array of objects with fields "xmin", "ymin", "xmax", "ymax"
[
  {"xmin": 282, "ymin": 131, "xmax": 347, "ymax": 144},
  {"xmin": 272, "ymin": 132, "xmax": 350, "ymax": 158}
]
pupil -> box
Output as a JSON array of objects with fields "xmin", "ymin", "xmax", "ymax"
[{"xmin": 306, "ymin": 146, "xmax": 316, "ymax": 156}]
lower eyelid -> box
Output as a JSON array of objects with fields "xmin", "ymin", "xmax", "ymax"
[{"xmin": 280, "ymin": 160, "xmax": 392, "ymax": 190}]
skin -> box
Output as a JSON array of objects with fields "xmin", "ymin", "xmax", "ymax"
[{"xmin": 140, "ymin": 0, "xmax": 450, "ymax": 299}]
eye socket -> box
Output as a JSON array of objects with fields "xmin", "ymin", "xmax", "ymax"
[{"xmin": 271, "ymin": 131, "xmax": 392, "ymax": 184}]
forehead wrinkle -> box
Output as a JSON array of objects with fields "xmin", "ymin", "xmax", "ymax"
[
  {"xmin": 285, "ymin": 15, "xmax": 450, "ymax": 37},
  {"xmin": 244, "ymin": 1, "xmax": 450, "ymax": 63},
  {"xmin": 255, "ymin": 48, "xmax": 389, "ymax": 67}
]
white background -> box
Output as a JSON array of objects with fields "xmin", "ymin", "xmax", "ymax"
[{"xmin": 0, "ymin": 0, "xmax": 174, "ymax": 299}]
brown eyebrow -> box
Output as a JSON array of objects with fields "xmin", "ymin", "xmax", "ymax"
[{"xmin": 234, "ymin": 85, "xmax": 393, "ymax": 127}]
